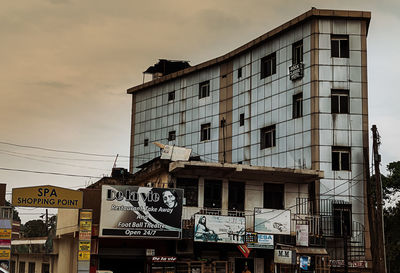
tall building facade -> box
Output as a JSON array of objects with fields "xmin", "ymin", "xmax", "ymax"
[{"xmin": 127, "ymin": 8, "xmax": 371, "ymax": 266}]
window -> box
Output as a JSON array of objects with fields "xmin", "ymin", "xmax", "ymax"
[
  {"xmin": 333, "ymin": 203, "xmax": 352, "ymax": 237},
  {"xmin": 28, "ymin": 262, "xmax": 35, "ymax": 273},
  {"xmin": 238, "ymin": 67, "xmax": 242, "ymax": 78},
  {"xmin": 144, "ymin": 139, "xmax": 149, "ymax": 147},
  {"xmin": 168, "ymin": 91, "xmax": 175, "ymax": 101},
  {"xmin": 41, "ymin": 263, "xmax": 50, "ymax": 273},
  {"xmin": 228, "ymin": 181, "xmax": 245, "ymax": 211},
  {"xmin": 293, "ymin": 93, "xmax": 303, "ymax": 118},
  {"xmin": 331, "ymin": 89, "xmax": 349, "ymax": 114},
  {"xmin": 176, "ymin": 178, "xmax": 198, "ymax": 206},
  {"xmin": 199, "ymin": 80, "xmax": 210, "ymax": 98},
  {"xmin": 292, "ymin": 40, "xmax": 303, "ymax": 65},
  {"xmin": 10, "ymin": 261, "xmax": 16, "ymax": 273},
  {"xmin": 200, "ymin": 123, "xmax": 211, "ymax": 141},
  {"xmin": 260, "ymin": 52, "xmax": 276, "ymax": 78},
  {"xmin": 332, "ymin": 147, "xmax": 351, "ymax": 171},
  {"xmin": 260, "ymin": 125, "xmax": 276, "ymax": 149},
  {"xmin": 168, "ymin": 131, "xmax": 176, "ymax": 141},
  {"xmin": 204, "ymin": 180, "xmax": 222, "ymax": 209},
  {"xmin": 19, "ymin": 262, "xmax": 25, "ymax": 273},
  {"xmin": 331, "ymin": 35, "xmax": 349, "ymax": 58},
  {"xmin": 239, "ymin": 113, "xmax": 245, "ymax": 126},
  {"xmin": 263, "ymin": 183, "xmax": 284, "ymax": 209}
]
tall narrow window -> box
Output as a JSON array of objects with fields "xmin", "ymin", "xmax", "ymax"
[
  {"xmin": 41, "ymin": 263, "xmax": 50, "ymax": 273},
  {"xmin": 199, "ymin": 80, "xmax": 210, "ymax": 98},
  {"xmin": 176, "ymin": 178, "xmax": 198, "ymax": 206},
  {"xmin": 19, "ymin": 262, "xmax": 25, "ymax": 273},
  {"xmin": 333, "ymin": 203, "xmax": 352, "ymax": 237},
  {"xmin": 331, "ymin": 90, "xmax": 349, "ymax": 114},
  {"xmin": 168, "ymin": 131, "xmax": 176, "ymax": 141},
  {"xmin": 238, "ymin": 67, "xmax": 243, "ymax": 78},
  {"xmin": 28, "ymin": 262, "xmax": 35, "ymax": 273},
  {"xmin": 260, "ymin": 52, "xmax": 276, "ymax": 78},
  {"xmin": 292, "ymin": 40, "xmax": 303, "ymax": 65},
  {"xmin": 332, "ymin": 147, "xmax": 351, "ymax": 171},
  {"xmin": 293, "ymin": 93, "xmax": 303, "ymax": 118},
  {"xmin": 228, "ymin": 181, "xmax": 245, "ymax": 211},
  {"xmin": 331, "ymin": 35, "xmax": 349, "ymax": 58},
  {"xmin": 168, "ymin": 91, "xmax": 175, "ymax": 101},
  {"xmin": 239, "ymin": 113, "xmax": 245, "ymax": 126},
  {"xmin": 200, "ymin": 123, "xmax": 211, "ymax": 141},
  {"xmin": 260, "ymin": 125, "xmax": 276, "ymax": 149},
  {"xmin": 204, "ymin": 180, "xmax": 222, "ymax": 209},
  {"xmin": 263, "ymin": 183, "xmax": 284, "ymax": 209},
  {"xmin": 144, "ymin": 139, "xmax": 149, "ymax": 147}
]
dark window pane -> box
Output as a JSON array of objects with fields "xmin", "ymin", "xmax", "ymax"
[
  {"xmin": 177, "ymin": 178, "xmax": 198, "ymax": 206},
  {"xmin": 331, "ymin": 40, "xmax": 339, "ymax": 57},
  {"xmin": 263, "ymin": 183, "xmax": 284, "ymax": 209},
  {"xmin": 204, "ymin": 180, "xmax": 222, "ymax": 208},
  {"xmin": 201, "ymin": 123, "xmax": 211, "ymax": 141},
  {"xmin": 168, "ymin": 131, "xmax": 176, "ymax": 141},
  {"xmin": 239, "ymin": 113, "xmax": 244, "ymax": 126},
  {"xmin": 199, "ymin": 81, "xmax": 210, "ymax": 98},
  {"xmin": 228, "ymin": 181, "xmax": 245, "ymax": 211},
  {"xmin": 168, "ymin": 91, "xmax": 175, "ymax": 101},
  {"xmin": 333, "ymin": 204, "xmax": 352, "ymax": 237},
  {"xmin": 238, "ymin": 67, "xmax": 242, "ymax": 78},
  {"xmin": 341, "ymin": 152, "xmax": 350, "ymax": 170},
  {"xmin": 340, "ymin": 39, "xmax": 349, "ymax": 58},
  {"xmin": 340, "ymin": 95, "xmax": 349, "ymax": 113},
  {"xmin": 331, "ymin": 95, "xmax": 339, "ymax": 113},
  {"xmin": 144, "ymin": 139, "xmax": 149, "ymax": 147},
  {"xmin": 332, "ymin": 151, "xmax": 340, "ymax": 170}
]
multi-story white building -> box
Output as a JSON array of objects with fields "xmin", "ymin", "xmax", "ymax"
[{"xmin": 127, "ymin": 8, "xmax": 371, "ymax": 268}]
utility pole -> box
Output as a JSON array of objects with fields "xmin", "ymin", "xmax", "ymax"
[
  {"xmin": 371, "ymin": 125, "xmax": 387, "ymax": 273},
  {"xmin": 45, "ymin": 209, "xmax": 48, "ymax": 235}
]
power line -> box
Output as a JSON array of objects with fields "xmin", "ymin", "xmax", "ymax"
[
  {"xmin": 0, "ymin": 167, "xmax": 102, "ymax": 179},
  {"xmin": 0, "ymin": 140, "xmax": 130, "ymax": 158}
]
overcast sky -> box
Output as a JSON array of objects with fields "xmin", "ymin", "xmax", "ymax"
[{"xmin": 1, "ymin": 0, "xmax": 399, "ymax": 222}]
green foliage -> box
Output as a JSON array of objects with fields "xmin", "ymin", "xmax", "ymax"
[{"xmin": 22, "ymin": 219, "xmax": 47, "ymax": 238}]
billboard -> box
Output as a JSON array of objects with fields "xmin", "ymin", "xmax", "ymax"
[
  {"xmin": 194, "ymin": 214, "xmax": 245, "ymax": 244},
  {"xmin": 12, "ymin": 185, "xmax": 83, "ymax": 209},
  {"xmin": 254, "ymin": 208, "xmax": 291, "ymax": 235},
  {"xmin": 247, "ymin": 233, "xmax": 274, "ymax": 249},
  {"xmin": 100, "ymin": 185, "xmax": 183, "ymax": 239}
]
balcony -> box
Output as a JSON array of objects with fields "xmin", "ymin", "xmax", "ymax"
[{"xmin": 289, "ymin": 63, "xmax": 304, "ymax": 81}]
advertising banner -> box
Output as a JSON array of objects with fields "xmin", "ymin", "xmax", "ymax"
[
  {"xmin": 194, "ymin": 214, "xmax": 245, "ymax": 244},
  {"xmin": 247, "ymin": 233, "xmax": 274, "ymax": 249},
  {"xmin": 100, "ymin": 185, "xmax": 183, "ymax": 239},
  {"xmin": 296, "ymin": 224, "xmax": 309, "ymax": 246},
  {"xmin": 274, "ymin": 249, "xmax": 295, "ymax": 265},
  {"xmin": 12, "ymin": 185, "xmax": 83, "ymax": 209},
  {"xmin": 254, "ymin": 208, "xmax": 291, "ymax": 235},
  {"xmin": 0, "ymin": 230, "xmax": 11, "ymax": 240}
]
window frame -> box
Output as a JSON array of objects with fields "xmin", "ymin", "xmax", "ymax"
[
  {"xmin": 228, "ymin": 181, "xmax": 245, "ymax": 211},
  {"xmin": 168, "ymin": 130, "xmax": 176, "ymax": 141},
  {"xmin": 333, "ymin": 203, "xmax": 352, "ymax": 237},
  {"xmin": 263, "ymin": 183, "xmax": 284, "ymax": 209},
  {"xmin": 176, "ymin": 178, "xmax": 198, "ymax": 207},
  {"xmin": 332, "ymin": 146, "xmax": 351, "ymax": 171},
  {"xmin": 331, "ymin": 89, "xmax": 349, "ymax": 114},
  {"xmin": 260, "ymin": 52, "xmax": 277, "ymax": 79},
  {"xmin": 200, "ymin": 123, "xmax": 211, "ymax": 141},
  {"xmin": 239, "ymin": 113, "xmax": 245, "ymax": 126},
  {"xmin": 292, "ymin": 40, "xmax": 303, "ymax": 65},
  {"xmin": 204, "ymin": 179, "xmax": 222, "ymax": 209},
  {"xmin": 168, "ymin": 91, "xmax": 175, "ymax": 101},
  {"xmin": 199, "ymin": 80, "xmax": 210, "ymax": 99},
  {"xmin": 260, "ymin": 125, "xmax": 276, "ymax": 149},
  {"xmin": 331, "ymin": 35, "xmax": 349, "ymax": 58},
  {"xmin": 293, "ymin": 92, "xmax": 303, "ymax": 119}
]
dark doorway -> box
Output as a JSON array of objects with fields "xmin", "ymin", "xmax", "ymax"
[
  {"xmin": 99, "ymin": 258, "xmax": 145, "ymax": 273},
  {"xmin": 235, "ymin": 258, "xmax": 254, "ymax": 273}
]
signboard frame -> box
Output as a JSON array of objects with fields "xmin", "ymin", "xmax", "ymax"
[{"xmin": 254, "ymin": 208, "xmax": 291, "ymax": 235}]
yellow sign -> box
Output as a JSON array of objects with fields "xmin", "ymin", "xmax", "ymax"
[
  {"xmin": 0, "ymin": 249, "xmax": 10, "ymax": 260},
  {"xmin": 80, "ymin": 220, "xmax": 92, "ymax": 231},
  {"xmin": 78, "ymin": 251, "xmax": 90, "ymax": 261},
  {"xmin": 80, "ymin": 211, "xmax": 92, "ymax": 220},
  {"xmin": 12, "ymin": 185, "xmax": 83, "ymax": 209},
  {"xmin": 0, "ymin": 229, "xmax": 11, "ymax": 240},
  {"xmin": 79, "ymin": 241, "xmax": 91, "ymax": 252}
]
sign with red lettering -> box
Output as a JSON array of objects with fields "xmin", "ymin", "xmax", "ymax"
[{"xmin": 152, "ymin": 256, "xmax": 177, "ymax": 263}]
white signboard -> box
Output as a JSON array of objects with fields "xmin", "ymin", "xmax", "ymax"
[
  {"xmin": 296, "ymin": 224, "xmax": 309, "ymax": 246},
  {"xmin": 254, "ymin": 208, "xmax": 291, "ymax": 235},
  {"xmin": 194, "ymin": 215, "xmax": 245, "ymax": 244},
  {"xmin": 247, "ymin": 234, "xmax": 274, "ymax": 249},
  {"xmin": 274, "ymin": 249, "xmax": 295, "ymax": 265}
]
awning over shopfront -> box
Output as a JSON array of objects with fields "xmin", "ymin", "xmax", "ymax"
[{"xmin": 295, "ymin": 247, "xmax": 328, "ymax": 255}]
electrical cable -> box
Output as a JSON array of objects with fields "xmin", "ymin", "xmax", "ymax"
[{"xmin": 0, "ymin": 167, "xmax": 102, "ymax": 179}]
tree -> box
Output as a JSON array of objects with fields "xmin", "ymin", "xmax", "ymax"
[
  {"xmin": 22, "ymin": 219, "xmax": 47, "ymax": 238},
  {"xmin": 5, "ymin": 200, "xmax": 21, "ymax": 222}
]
